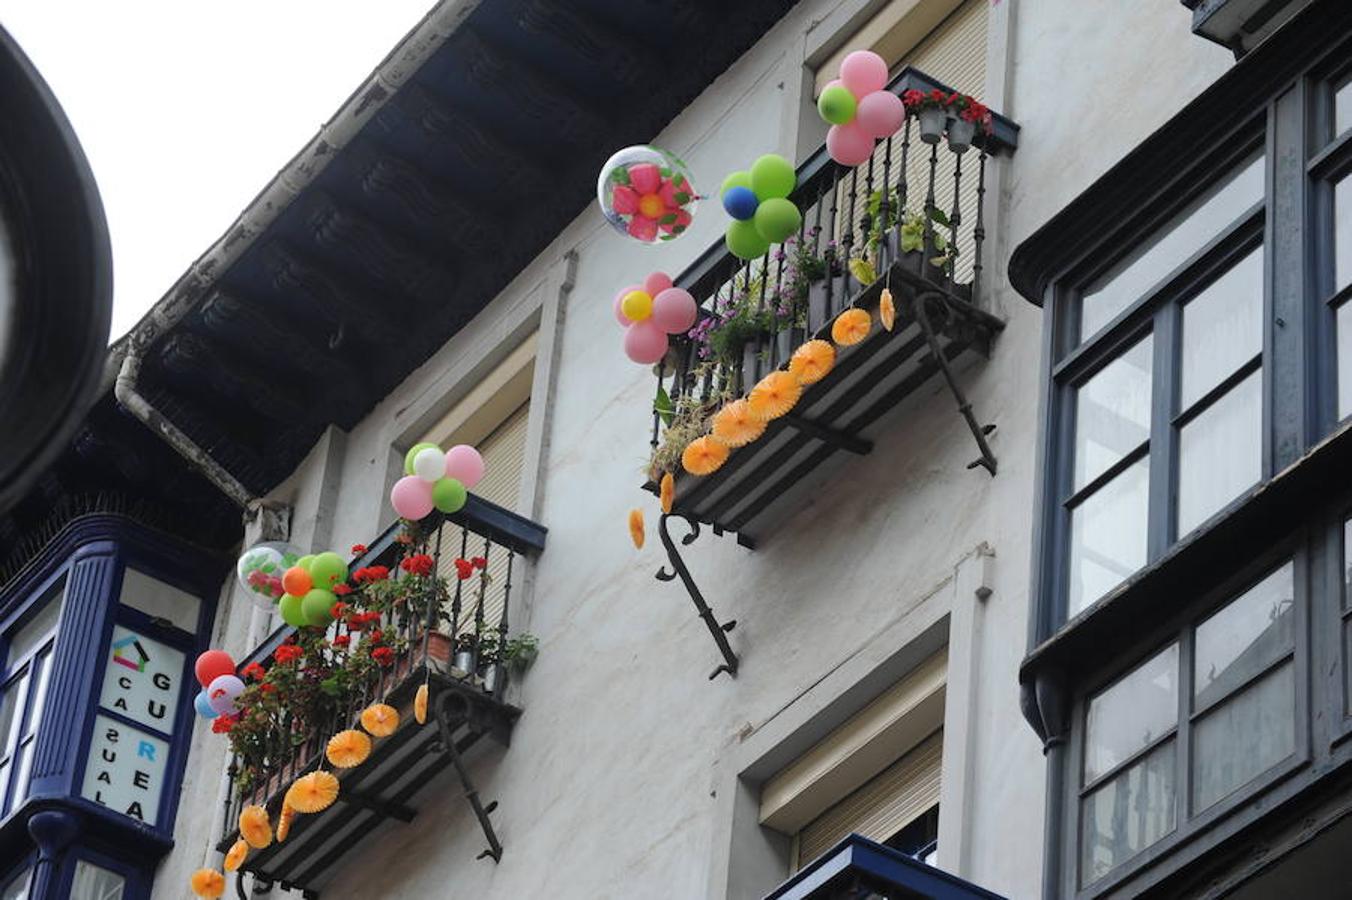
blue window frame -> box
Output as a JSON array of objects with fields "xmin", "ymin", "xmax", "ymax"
[{"xmin": 0, "ymin": 575, "xmax": 65, "ymax": 818}]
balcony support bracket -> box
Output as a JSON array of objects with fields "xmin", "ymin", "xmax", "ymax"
[
  {"xmin": 781, "ymin": 414, "xmax": 873, "ymax": 455},
  {"xmin": 655, "ymin": 512, "xmax": 739, "ymax": 681},
  {"xmin": 434, "ymin": 692, "xmax": 504, "ymax": 863},
  {"xmin": 913, "ymin": 291, "xmax": 999, "ymax": 476}
]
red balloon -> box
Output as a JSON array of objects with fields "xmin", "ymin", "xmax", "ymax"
[
  {"xmin": 282, "ymin": 565, "xmax": 312, "ymax": 597},
  {"xmin": 195, "ymin": 649, "xmax": 235, "ymax": 687}
]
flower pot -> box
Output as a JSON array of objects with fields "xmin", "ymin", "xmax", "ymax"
[
  {"xmin": 947, "ymin": 117, "xmax": 976, "ymax": 153},
  {"xmin": 453, "ymin": 648, "xmax": 477, "ymax": 677},
  {"xmin": 482, "ymin": 663, "xmax": 507, "ymax": 695},
  {"xmin": 741, "ymin": 340, "xmax": 760, "ymax": 388},
  {"xmin": 917, "ymin": 108, "xmax": 947, "ymax": 144},
  {"xmin": 807, "ymin": 281, "xmax": 831, "ymax": 335}
]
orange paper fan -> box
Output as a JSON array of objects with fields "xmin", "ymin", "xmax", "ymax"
[
  {"xmin": 712, "ymin": 399, "xmax": 767, "ymax": 447},
  {"xmin": 628, "ymin": 508, "xmax": 645, "ymax": 549},
  {"xmin": 682, "ymin": 435, "xmax": 730, "ymax": 476},
  {"xmin": 190, "ymin": 869, "xmax": 226, "ymax": 899},
  {"xmin": 326, "ymin": 729, "xmax": 372, "ymax": 769},
  {"xmin": 415, "ymin": 683, "xmax": 429, "ymax": 725},
  {"xmin": 659, "ymin": 472, "xmax": 675, "ymax": 514},
  {"xmin": 276, "ymin": 804, "xmax": 296, "ymax": 842},
  {"xmin": 748, "ymin": 371, "xmax": 802, "ymax": 421},
  {"xmin": 360, "ymin": 703, "xmax": 400, "ymax": 737},
  {"xmin": 224, "ymin": 839, "xmax": 248, "ymax": 873},
  {"xmin": 285, "ymin": 770, "xmax": 340, "ymax": 814},
  {"xmin": 788, "ymin": 340, "xmax": 836, "ymax": 385},
  {"xmin": 238, "ymin": 804, "xmax": 272, "ymax": 849},
  {"xmin": 879, "ymin": 288, "xmax": 896, "ymax": 332},
  {"xmin": 831, "ymin": 308, "xmax": 872, "ymax": 346}
]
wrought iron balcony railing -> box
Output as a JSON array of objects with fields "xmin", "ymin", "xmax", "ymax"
[
  {"xmin": 214, "ymin": 496, "xmax": 546, "ymax": 895},
  {"xmin": 646, "ymin": 67, "xmax": 1018, "ymax": 546}
]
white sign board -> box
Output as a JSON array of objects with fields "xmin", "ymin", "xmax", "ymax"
[
  {"xmin": 97, "ymin": 625, "xmax": 184, "ymax": 733},
  {"xmin": 81, "ymin": 714, "xmax": 169, "ymax": 825}
]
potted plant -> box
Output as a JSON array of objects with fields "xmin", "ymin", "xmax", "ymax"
[
  {"xmin": 945, "ymin": 94, "xmax": 992, "ymax": 153},
  {"xmin": 903, "ymin": 88, "xmax": 952, "ymax": 144},
  {"xmin": 452, "ymin": 632, "xmax": 478, "ymax": 678},
  {"xmin": 477, "ymin": 632, "xmax": 506, "ymax": 694},
  {"xmin": 503, "ymin": 634, "xmax": 539, "ymax": 672}
]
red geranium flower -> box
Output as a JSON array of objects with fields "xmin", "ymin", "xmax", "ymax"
[
  {"xmin": 241, "ymin": 662, "xmax": 266, "ymax": 682},
  {"xmin": 333, "ymin": 583, "xmax": 352, "ymax": 596},
  {"xmin": 259, "ymin": 683, "xmax": 277, "ymax": 694},
  {"xmin": 330, "ymin": 601, "xmax": 349, "ymax": 620},
  {"xmin": 471, "ymin": 556, "xmax": 487, "ymax": 570},
  {"xmin": 353, "ymin": 565, "xmax": 390, "ymax": 584},
  {"xmin": 400, "ymin": 554, "xmax": 435, "ymax": 577},
  {"xmin": 368, "ymin": 630, "xmax": 384, "ymax": 644},
  {"xmin": 332, "ymin": 634, "xmax": 350, "ymax": 648},
  {"xmin": 371, "ymin": 646, "xmax": 395, "ymax": 667},
  {"xmin": 454, "ymin": 558, "xmax": 474, "ymax": 580},
  {"xmin": 273, "ymin": 645, "xmax": 302, "ymax": 664},
  {"xmin": 351, "ymin": 543, "xmax": 368, "ymax": 555},
  {"xmin": 211, "ymin": 715, "xmax": 237, "ymax": 734}
]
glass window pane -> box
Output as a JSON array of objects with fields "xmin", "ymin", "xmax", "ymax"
[
  {"xmin": 1337, "ymin": 178, "xmax": 1351, "ymax": 294},
  {"xmin": 1178, "ymin": 369, "xmax": 1262, "ymax": 536},
  {"xmin": 4, "ymin": 586, "xmax": 63, "ymax": 670},
  {"xmin": 1339, "ymin": 301, "xmax": 1352, "ymax": 421},
  {"xmin": 1068, "ymin": 458, "xmax": 1150, "ymax": 617},
  {"xmin": 0, "ymin": 868, "xmax": 28, "ymax": 900},
  {"xmin": 1180, "ymin": 248, "xmax": 1263, "ymax": 409},
  {"xmin": 1194, "ymin": 562, "xmax": 1294, "ymax": 709},
  {"xmin": 1337, "ymin": 77, "xmax": 1352, "ymax": 139},
  {"xmin": 1074, "ymin": 335, "xmax": 1153, "ymax": 490},
  {"xmin": 9, "ymin": 741, "xmax": 32, "ymax": 810},
  {"xmin": 0, "ymin": 669, "xmax": 29, "ymax": 755},
  {"xmin": 1080, "ymin": 154, "xmax": 1264, "ymax": 341},
  {"xmin": 22, "ymin": 651, "xmax": 52, "ymax": 738},
  {"xmin": 1080, "ymin": 742, "xmax": 1176, "ymax": 886},
  {"xmin": 1192, "ymin": 662, "xmax": 1294, "ymax": 812},
  {"xmin": 71, "ymin": 860, "xmax": 125, "ymax": 900},
  {"xmin": 1085, "ymin": 644, "xmax": 1179, "ymax": 784},
  {"xmin": 119, "ymin": 568, "xmax": 200, "ymax": 633}
]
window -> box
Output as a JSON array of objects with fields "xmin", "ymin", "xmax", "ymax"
[
  {"xmin": 1077, "ymin": 562, "xmax": 1297, "ymax": 888},
  {"xmin": 0, "ymin": 577, "xmax": 65, "ymax": 817},
  {"xmin": 0, "ymin": 869, "xmax": 28, "ymax": 900},
  {"xmin": 1058, "ymin": 151, "xmax": 1266, "ymax": 620},
  {"xmin": 70, "ymin": 860, "xmax": 125, "ymax": 900}
]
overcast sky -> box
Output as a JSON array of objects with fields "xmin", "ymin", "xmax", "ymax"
[{"xmin": 4, "ymin": 1, "xmax": 435, "ymax": 340}]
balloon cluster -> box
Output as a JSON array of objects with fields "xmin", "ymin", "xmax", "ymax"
[
  {"xmin": 817, "ymin": 50, "xmax": 905, "ymax": 166},
  {"xmin": 193, "ymin": 649, "xmax": 243, "ymax": 719},
  {"xmin": 234, "ymin": 541, "xmax": 303, "ymax": 612},
  {"xmin": 274, "ymin": 550, "xmax": 352, "ymax": 628},
  {"xmin": 720, "ymin": 154, "xmax": 802, "ymax": 260},
  {"xmin": 596, "ymin": 145, "xmax": 699, "ymax": 244},
  {"xmin": 389, "ymin": 443, "xmax": 485, "ymax": 521},
  {"xmin": 613, "ymin": 271, "xmax": 697, "ymax": 365}
]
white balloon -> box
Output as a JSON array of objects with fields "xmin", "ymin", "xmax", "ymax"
[
  {"xmin": 413, "ymin": 447, "xmax": 447, "ymax": 483},
  {"xmin": 236, "ymin": 541, "xmax": 300, "ymax": 611}
]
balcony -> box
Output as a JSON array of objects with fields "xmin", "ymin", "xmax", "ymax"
[
  {"xmin": 213, "ymin": 496, "xmax": 545, "ymax": 895},
  {"xmin": 766, "ymin": 834, "xmax": 1005, "ymax": 899},
  {"xmin": 644, "ymin": 68, "xmax": 1018, "ymax": 545}
]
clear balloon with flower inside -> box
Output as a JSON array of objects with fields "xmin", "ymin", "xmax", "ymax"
[{"xmin": 596, "ymin": 146, "xmax": 700, "ymax": 244}]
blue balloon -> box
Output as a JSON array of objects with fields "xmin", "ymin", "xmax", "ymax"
[
  {"xmin": 194, "ymin": 690, "xmax": 216, "ymax": 719},
  {"xmin": 722, "ymin": 186, "xmax": 759, "ymax": 221}
]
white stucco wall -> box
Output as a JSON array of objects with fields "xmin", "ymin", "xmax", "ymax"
[{"xmin": 154, "ymin": 1, "xmax": 1235, "ymax": 898}]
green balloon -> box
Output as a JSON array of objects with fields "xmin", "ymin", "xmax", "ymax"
[
  {"xmin": 404, "ymin": 442, "xmax": 439, "ymax": 476},
  {"xmin": 279, "ymin": 593, "xmax": 308, "ymax": 628},
  {"xmin": 295, "ymin": 554, "xmax": 316, "ymax": 573},
  {"xmin": 301, "ymin": 588, "xmax": 336, "ymax": 627},
  {"xmin": 817, "ymin": 85, "xmax": 857, "ymax": 126},
  {"xmin": 308, "ymin": 551, "xmax": 347, "ymax": 590},
  {"xmin": 753, "ymin": 197, "xmax": 803, "ymax": 244},
  {"xmin": 750, "ymin": 154, "xmax": 796, "ymax": 201},
  {"xmin": 432, "ymin": 477, "xmax": 467, "ymax": 514},
  {"xmin": 726, "ymin": 219, "xmax": 772, "ymax": 261},
  {"xmin": 720, "ymin": 170, "xmax": 752, "ymax": 198}
]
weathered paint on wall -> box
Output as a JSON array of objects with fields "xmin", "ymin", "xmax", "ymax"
[{"xmin": 154, "ymin": 1, "xmax": 1234, "ymax": 897}]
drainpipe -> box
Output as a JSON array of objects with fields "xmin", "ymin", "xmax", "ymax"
[{"xmin": 114, "ymin": 347, "xmax": 254, "ymax": 508}]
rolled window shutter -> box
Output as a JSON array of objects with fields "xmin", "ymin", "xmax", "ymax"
[
  {"xmin": 431, "ymin": 401, "xmax": 530, "ymax": 634},
  {"xmin": 833, "ymin": 0, "xmax": 987, "ymax": 282},
  {"xmin": 796, "ymin": 730, "xmax": 943, "ymax": 868}
]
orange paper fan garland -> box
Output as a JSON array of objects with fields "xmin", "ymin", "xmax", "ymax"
[
  {"xmin": 747, "ymin": 371, "xmax": 802, "ymax": 421},
  {"xmin": 238, "ymin": 804, "xmax": 272, "ymax": 849},
  {"xmin": 285, "ymin": 770, "xmax": 340, "ymax": 814},
  {"xmin": 712, "ymin": 399, "xmax": 767, "ymax": 447},
  {"xmin": 628, "ymin": 508, "xmax": 645, "ymax": 548},
  {"xmin": 831, "ymin": 308, "xmax": 872, "ymax": 346},
  {"xmin": 326, "ymin": 729, "xmax": 372, "ymax": 769},
  {"xmin": 788, "ymin": 340, "xmax": 836, "ymax": 385},
  {"xmin": 879, "ymin": 288, "xmax": 896, "ymax": 332},
  {"xmin": 681, "ymin": 435, "xmax": 730, "ymax": 476},
  {"xmin": 190, "ymin": 870, "xmax": 226, "ymax": 899}
]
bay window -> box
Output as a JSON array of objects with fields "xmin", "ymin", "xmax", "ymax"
[{"xmin": 0, "ymin": 576, "xmax": 64, "ymax": 817}]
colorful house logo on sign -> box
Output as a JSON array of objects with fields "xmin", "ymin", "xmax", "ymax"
[{"xmin": 111, "ymin": 634, "xmax": 151, "ymax": 673}]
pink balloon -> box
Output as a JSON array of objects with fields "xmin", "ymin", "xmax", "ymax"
[
  {"xmin": 390, "ymin": 475, "xmax": 434, "ymax": 520},
  {"xmin": 614, "ymin": 284, "xmax": 641, "ymax": 327},
  {"xmin": 839, "ymin": 50, "xmax": 888, "ymax": 97},
  {"xmin": 826, "ymin": 122, "xmax": 875, "ymax": 166},
  {"xmin": 643, "ymin": 271, "xmax": 673, "ymax": 297},
  {"xmin": 624, "ymin": 320, "xmax": 669, "ymax": 365},
  {"xmin": 444, "ymin": 444, "xmax": 485, "ymax": 489},
  {"xmin": 651, "ymin": 287, "xmax": 697, "ymax": 334},
  {"xmin": 856, "ymin": 90, "xmax": 905, "ymax": 139}
]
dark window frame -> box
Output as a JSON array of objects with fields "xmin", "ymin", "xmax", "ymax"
[{"xmin": 0, "ymin": 574, "xmax": 65, "ymax": 819}]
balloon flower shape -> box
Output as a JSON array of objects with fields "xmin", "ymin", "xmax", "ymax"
[
  {"xmin": 613, "ymin": 271, "xmax": 697, "ymax": 365},
  {"xmin": 817, "ymin": 50, "xmax": 905, "ymax": 166},
  {"xmin": 234, "ymin": 541, "xmax": 303, "ymax": 613},
  {"xmin": 596, "ymin": 145, "xmax": 699, "ymax": 244},
  {"xmin": 275, "ymin": 550, "xmax": 351, "ymax": 628},
  {"xmin": 389, "ymin": 443, "xmax": 486, "ymax": 521},
  {"xmin": 720, "ymin": 154, "xmax": 803, "ymax": 261}
]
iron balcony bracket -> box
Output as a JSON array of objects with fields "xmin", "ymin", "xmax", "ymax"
[
  {"xmin": 912, "ymin": 291, "xmax": 999, "ymax": 476},
  {"xmin": 655, "ymin": 512, "xmax": 740, "ymax": 680},
  {"xmin": 433, "ymin": 692, "xmax": 505, "ymax": 862}
]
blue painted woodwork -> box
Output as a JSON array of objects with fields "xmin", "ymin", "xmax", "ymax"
[
  {"xmin": 766, "ymin": 834, "xmax": 1005, "ymax": 900},
  {"xmin": 0, "ymin": 513, "xmax": 227, "ymax": 899}
]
